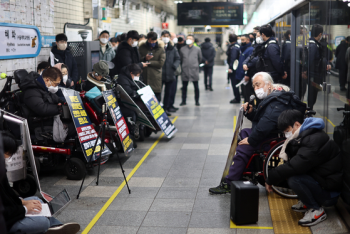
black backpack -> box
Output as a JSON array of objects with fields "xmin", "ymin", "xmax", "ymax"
[{"xmin": 255, "ymin": 40, "xmax": 279, "ymax": 73}]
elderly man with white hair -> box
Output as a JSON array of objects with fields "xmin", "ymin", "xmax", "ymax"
[{"xmin": 210, "ymin": 72, "xmax": 304, "ymax": 194}]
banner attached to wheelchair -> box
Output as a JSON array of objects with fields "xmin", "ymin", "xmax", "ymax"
[
  {"xmin": 221, "ymin": 107, "xmax": 244, "ymax": 183},
  {"xmin": 63, "ymin": 89, "xmax": 111, "ymax": 162},
  {"xmin": 102, "ymin": 90, "xmax": 134, "ymax": 156},
  {"xmin": 137, "ymin": 85, "xmax": 177, "ymax": 138}
]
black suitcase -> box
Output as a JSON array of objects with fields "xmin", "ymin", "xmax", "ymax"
[{"xmin": 230, "ymin": 181, "xmax": 259, "ymax": 225}]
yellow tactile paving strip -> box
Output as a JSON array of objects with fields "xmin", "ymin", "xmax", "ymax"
[{"xmin": 268, "ymin": 192, "xmax": 312, "ymax": 234}]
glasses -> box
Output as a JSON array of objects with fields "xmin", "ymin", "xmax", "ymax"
[{"xmin": 50, "ymin": 80, "xmax": 60, "ymax": 87}]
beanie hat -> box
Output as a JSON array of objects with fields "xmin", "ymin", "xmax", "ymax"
[{"xmin": 93, "ymin": 61, "xmax": 109, "ymax": 76}]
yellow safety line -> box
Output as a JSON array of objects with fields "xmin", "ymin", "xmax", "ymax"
[
  {"xmin": 233, "ymin": 115, "xmax": 237, "ymax": 132},
  {"xmin": 325, "ymin": 117, "xmax": 335, "ymax": 127},
  {"xmin": 230, "ymin": 220, "xmax": 273, "ymax": 229},
  {"xmin": 82, "ymin": 116, "xmax": 178, "ymax": 234}
]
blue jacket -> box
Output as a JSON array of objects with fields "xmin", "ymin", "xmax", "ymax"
[
  {"xmin": 300, "ymin": 117, "xmax": 325, "ymax": 133},
  {"xmin": 226, "ymin": 43, "xmax": 240, "ymax": 70},
  {"xmin": 235, "ymin": 43, "xmax": 254, "ymax": 80}
]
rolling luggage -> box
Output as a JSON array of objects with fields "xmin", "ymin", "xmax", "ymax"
[{"xmin": 230, "ymin": 181, "xmax": 259, "ymax": 225}]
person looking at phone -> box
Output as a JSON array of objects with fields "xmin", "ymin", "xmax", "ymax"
[
  {"xmin": 0, "ymin": 132, "xmax": 80, "ymax": 234},
  {"xmin": 139, "ymin": 32, "xmax": 166, "ymax": 102}
]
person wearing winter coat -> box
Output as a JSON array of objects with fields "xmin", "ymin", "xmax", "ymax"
[
  {"xmin": 209, "ymin": 72, "xmax": 304, "ymax": 195},
  {"xmin": 346, "ymin": 38, "xmax": 350, "ymax": 99},
  {"xmin": 49, "ymin": 33, "xmax": 79, "ymax": 87},
  {"xmin": 180, "ymin": 35, "xmax": 202, "ymax": 106},
  {"xmin": 266, "ymin": 109, "xmax": 342, "ymax": 227},
  {"xmin": 226, "ymin": 34, "xmax": 241, "ymax": 104},
  {"xmin": 138, "ymin": 32, "xmax": 166, "ymax": 102},
  {"xmin": 281, "ymin": 30, "xmax": 292, "ymax": 86},
  {"xmin": 161, "ymin": 30, "xmax": 181, "ymax": 114},
  {"xmin": 337, "ymin": 37, "xmax": 350, "ymax": 91},
  {"xmin": 201, "ymin": 38, "xmax": 216, "ymax": 91},
  {"xmin": 98, "ymin": 30, "xmax": 116, "ymax": 62}
]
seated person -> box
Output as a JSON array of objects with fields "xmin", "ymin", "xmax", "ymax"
[
  {"xmin": 19, "ymin": 67, "xmax": 75, "ymax": 139},
  {"xmin": 84, "ymin": 61, "xmax": 110, "ymax": 92},
  {"xmin": 0, "ymin": 132, "xmax": 80, "ymax": 234},
  {"xmin": 53, "ymin": 63, "xmax": 73, "ymax": 102},
  {"xmin": 209, "ymin": 72, "xmax": 302, "ymax": 194},
  {"xmin": 265, "ymin": 110, "xmax": 342, "ymax": 227},
  {"xmin": 37, "ymin": 61, "xmax": 50, "ymax": 75}
]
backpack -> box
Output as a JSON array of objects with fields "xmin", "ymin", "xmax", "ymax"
[{"xmin": 255, "ymin": 40, "xmax": 278, "ymax": 73}]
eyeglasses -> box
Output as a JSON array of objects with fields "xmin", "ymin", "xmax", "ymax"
[{"xmin": 50, "ymin": 80, "xmax": 60, "ymax": 87}]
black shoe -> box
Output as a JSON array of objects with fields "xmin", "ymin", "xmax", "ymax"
[
  {"xmin": 205, "ymin": 86, "xmax": 208, "ymax": 90},
  {"xmin": 209, "ymin": 87, "xmax": 213, "ymax": 91},
  {"xmin": 230, "ymin": 99, "xmax": 240, "ymax": 104},
  {"xmin": 340, "ymin": 87, "xmax": 347, "ymax": 91},
  {"xmin": 195, "ymin": 102, "xmax": 200, "ymax": 106},
  {"xmin": 209, "ymin": 182, "xmax": 230, "ymax": 194},
  {"xmin": 46, "ymin": 223, "xmax": 80, "ymax": 234},
  {"xmin": 168, "ymin": 107, "xmax": 177, "ymax": 113},
  {"xmin": 165, "ymin": 111, "xmax": 172, "ymax": 116},
  {"xmin": 180, "ymin": 102, "xmax": 186, "ymax": 106},
  {"xmin": 171, "ymin": 106, "xmax": 179, "ymax": 111}
]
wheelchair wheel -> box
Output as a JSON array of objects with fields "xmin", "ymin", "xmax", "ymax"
[
  {"xmin": 13, "ymin": 175, "xmax": 38, "ymax": 197},
  {"xmin": 65, "ymin": 157, "xmax": 86, "ymax": 180},
  {"xmin": 264, "ymin": 141, "xmax": 298, "ymax": 198}
]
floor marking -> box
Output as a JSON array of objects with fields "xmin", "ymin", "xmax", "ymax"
[
  {"xmin": 230, "ymin": 220, "xmax": 273, "ymax": 229},
  {"xmin": 325, "ymin": 117, "xmax": 336, "ymax": 127},
  {"xmin": 82, "ymin": 116, "xmax": 178, "ymax": 234}
]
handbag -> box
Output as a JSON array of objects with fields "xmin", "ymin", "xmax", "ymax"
[{"xmin": 53, "ymin": 115, "xmax": 68, "ymax": 142}]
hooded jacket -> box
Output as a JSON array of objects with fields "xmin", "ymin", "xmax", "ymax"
[
  {"xmin": 19, "ymin": 73, "xmax": 61, "ymax": 118},
  {"xmin": 99, "ymin": 41, "xmax": 116, "ymax": 62},
  {"xmin": 246, "ymin": 91, "xmax": 302, "ymax": 147},
  {"xmin": 235, "ymin": 43, "xmax": 254, "ymax": 80},
  {"xmin": 266, "ymin": 118, "xmax": 343, "ymax": 191},
  {"xmin": 138, "ymin": 39, "xmax": 166, "ymax": 93},
  {"xmin": 111, "ymin": 41, "xmax": 143, "ymax": 77},
  {"xmin": 200, "ymin": 42, "xmax": 216, "ymax": 67},
  {"xmin": 49, "ymin": 45, "xmax": 79, "ymax": 83},
  {"xmin": 162, "ymin": 40, "xmax": 181, "ymax": 83}
]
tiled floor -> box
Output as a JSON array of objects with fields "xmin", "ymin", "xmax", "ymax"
[{"xmin": 37, "ymin": 66, "xmax": 349, "ymax": 234}]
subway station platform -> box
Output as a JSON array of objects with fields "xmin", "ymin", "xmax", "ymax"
[{"xmin": 38, "ymin": 66, "xmax": 349, "ymax": 234}]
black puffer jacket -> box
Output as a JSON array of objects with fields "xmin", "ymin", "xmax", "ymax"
[
  {"xmin": 162, "ymin": 41, "xmax": 181, "ymax": 83},
  {"xmin": 266, "ymin": 128, "xmax": 342, "ymax": 191},
  {"xmin": 111, "ymin": 41, "xmax": 143, "ymax": 77},
  {"xmin": 49, "ymin": 46, "xmax": 79, "ymax": 83},
  {"xmin": 19, "ymin": 73, "xmax": 61, "ymax": 117},
  {"xmin": 201, "ymin": 42, "xmax": 216, "ymax": 67},
  {"xmin": 246, "ymin": 91, "xmax": 304, "ymax": 147},
  {"xmin": 117, "ymin": 66, "xmax": 139, "ymax": 97}
]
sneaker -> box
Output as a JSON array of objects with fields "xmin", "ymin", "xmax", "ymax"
[
  {"xmin": 46, "ymin": 223, "xmax": 80, "ymax": 234},
  {"xmin": 230, "ymin": 99, "xmax": 240, "ymax": 104},
  {"xmin": 298, "ymin": 208, "xmax": 327, "ymax": 227},
  {"xmin": 209, "ymin": 182, "xmax": 230, "ymax": 194},
  {"xmin": 292, "ymin": 200, "xmax": 308, "ymax": 212}
]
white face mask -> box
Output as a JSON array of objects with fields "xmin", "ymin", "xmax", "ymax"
[
  {"xmin": 162, "ymin": 37, "xmax": 170, "ymax": 44},
  {"xmin": 40, "ymin": 71, "xmax": 43, "ymax": 75},
  {"xmin": 284, "ymin": 125, "xmax": 294, "ymax": 139},
  {"xmin": 100, "ymin": 38, "xmax": 109, "ymax": 44},
  {"xmin": 256, "ymin": 37, "xmax": 263, "ymax": 44},
  {"xmin": 255, "ymin": 87, "xmax": 268, "ymax": 99},
  {"xmin": 132, "ymin": 40, "xmax": 138, "ymax": 47},
  {"xmin": 133, "ymin": 76, "xmax": 140, "ymax": 81},
  {"xmin": 48, "ymin": 80, "xmax": 59, "ymax": 93},
  {"xmin": 57, "ymin": 43, "xmax": 67, "ymax": 50},
  {"xmin": 63, "ymin": 75, "xmax": 68, "ymax": 83},
  {"xmin": 186, "ymin": 39, "xmax": 193, "ymax": 45},
  {"xmin": 173, "ymin": 38, "xmax": 178, "ymax": 44},
  {"xmin": 237, "ymin": 39, "xmax": 242, "ymax": 45}
]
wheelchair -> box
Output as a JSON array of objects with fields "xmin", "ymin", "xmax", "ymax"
[
  {"xmin": 240, "ymin": 108, "xmax": 316, "ymax": 198},
  {"xmin": 0, "ymin": 70, "xmax": 109, "ymax": 180}
]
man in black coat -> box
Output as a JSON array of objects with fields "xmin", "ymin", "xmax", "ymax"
[
  {"xmin": 226, "ymin": 34, "xmax": 241, "ymax": 103},
  {"xmin": 335, "ymin": 38, "xmax": 349, "ymax": 91},
  {"xmin": 111, "ymin": 30, "xmax": 147, "ymax": 77},
  {"xmin": 161, "ymin": 30, "xmax": 181, "ymax": 113},
  {"xmin": 266, "ymin": 110, "xmax": 342, "ymax": 227},
  {"xmin": 201, "ymin": 38, "xmax": 216, "ymax": 91},
  {"xmin": 209, "ymin": 72, "xmax": 304, "ymax": 194},
  {"xmin": 49, "ymin": 33, "xmax": 79, "ymax": 87},
  {"xmin": 281, "ymin": 30, "xmax": 291, "ymax": 86}
]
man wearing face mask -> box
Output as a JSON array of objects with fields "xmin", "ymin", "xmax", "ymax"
[
  {"xmin": 111, "ymin": 30, "xmax": 147, "ymax": 77},
  {"xmin": 139, "ymin": 32, "xmax": 166, "ymax": 102},
  {"xmin": 209, "ymin": 72, "xmax": 304, "ymax": 194},
  {"xmin": 161, "ymin": 30, "xmax": 181, "ymax": 114},
  {"xmin": 226, "ymin": 34, "xmax": 241, "ymax": 103},
  {"xmin": 265, "ymin": 110, "xmax": 342, "ymax": 227},
  {"xmin": 281, "ymin": 30, "xmax": 291, "ymax": 86},
  {"xmin": 98, "ymin": 30, "xmax": 115, "ymax": 62},
  {"xmin": 49, "ymin": 33, "xmax": 78, "ymax": 87},
  {"xmin": 180, "ymin": 35, "xmax": 202, "ymax": 106},
  {"xmin": 201, "ymin": 38, "xmax": 216, "ymax": 91}
]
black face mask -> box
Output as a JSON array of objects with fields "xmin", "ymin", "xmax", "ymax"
[
  {"xmin": 241, "ymin": 42, "xmax": 247, "ymax": 46},
  {"xmin": 250, "ymin": 38, "xmax": 254, "ymax": 43}
]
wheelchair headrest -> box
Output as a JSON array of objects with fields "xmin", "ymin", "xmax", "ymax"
[{"xmin": 14, "ymin": 69, "xmax": 29, "ymax": 85}]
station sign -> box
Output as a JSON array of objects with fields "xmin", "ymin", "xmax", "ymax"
[{"xmin": 0, "ymin": 23, "xmax": 41, "ymax": 59}]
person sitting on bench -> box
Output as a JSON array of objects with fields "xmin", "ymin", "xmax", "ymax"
[
  {"xmin": 0, "ymin": 132, "xmax": 80, "ymax": 234},
  {"xmin": 265, "ymin": 110, "xmax": 342, "ymax": 227}
]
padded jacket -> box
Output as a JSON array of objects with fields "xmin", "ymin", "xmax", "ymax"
[
  {"xmin": 118, "ymin": 66, "xmax": 139, "ymax": 97},
  {"xmin": 162, "ymin": 41, "xmax": 181, "ymax": 83},
  {"xmin": 226, "ymin": 43, "xmax": 240, "ymax": 71},
  {"xmin": 246, "ymin": 91, "xmax": 300, "ymax": 147},
  {"xmin": 19, "ymin": 73, "xmax": 61, "ymax": 118},
  {"xmin": 200, "ymin": 42, "xmax": 216, "ymax": 67},
  {"xmin": 235, "ymin": 43, "xmax": 254, "ymax": 80},
  {"xmin": 49, "ymin": 46, "xmax": 79, "ymax": 83},
  {"xmin": 266, "ymin": 126, "xmax": 342, "ymax": 191}
]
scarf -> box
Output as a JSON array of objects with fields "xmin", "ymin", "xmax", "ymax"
[{"xmin": 279, "ymin": 127, "xmax": 300, "ymax": 161}]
